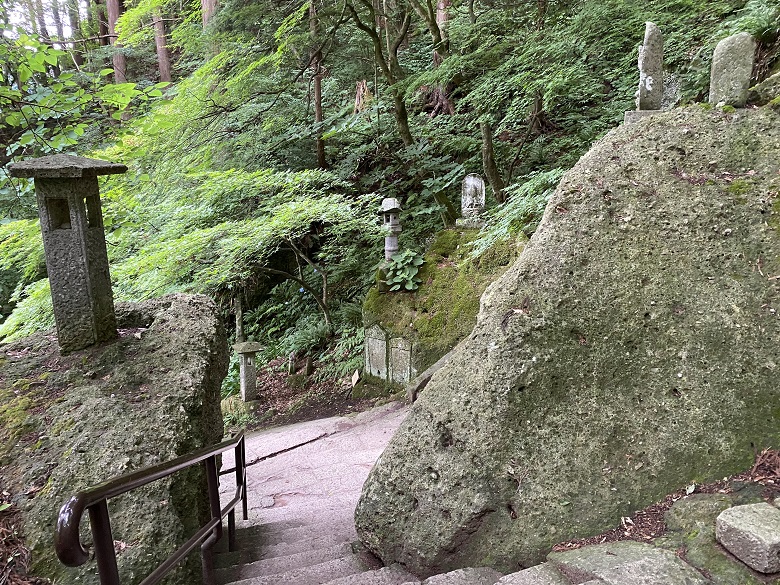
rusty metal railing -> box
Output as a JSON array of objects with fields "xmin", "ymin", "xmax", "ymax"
[{"xmin": 55, "ymin": 431, "xmax": 248, "ymax": 585}]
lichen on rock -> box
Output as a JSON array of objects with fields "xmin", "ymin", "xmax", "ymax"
[
  {"xmin": 355, "ymin": 105, "xmax": 780, "ymax": 576},
  {"xmin": 0, "ymin": 293, "xmax": 227, "ymax": 584}
]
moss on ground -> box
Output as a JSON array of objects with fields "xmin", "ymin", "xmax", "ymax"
[{"xmin": 364, "ymin": 228, "xmax": 522, "ymax": 372}]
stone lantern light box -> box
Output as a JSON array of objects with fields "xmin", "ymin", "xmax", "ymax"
[{"xmin": 8, "ymin": 154, "xmax": 127, "ymax": 353}]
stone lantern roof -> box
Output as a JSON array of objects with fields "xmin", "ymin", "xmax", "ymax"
[{"xmin": 8, "ymin": 154, "xmax": 128, "ymax": 178}]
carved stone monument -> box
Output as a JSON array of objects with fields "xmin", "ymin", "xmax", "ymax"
[
  {"xmin": 625, "ymin": 22, "xmax": 664, "ymax": 125},
  {"xmin": 455, "ymin": 174, "xmax": 486, "ymax": 228},
  {"xmin": 234, "ymin": 341, "xmax": 263, "ymax": 402},
  {"xmin": 8, "ymin": 154, "xmax": 126, "ymax": 352},
  {"xmin": 364, "ymin": 324, "xmax": 417, "ymax": 384},
  {"xmin": 709, "ymin": 32, "xmax": 756, "ymax": 107}
]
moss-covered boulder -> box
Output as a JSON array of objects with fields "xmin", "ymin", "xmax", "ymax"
[
  {"xmin": 0, "ymin": 293, "xmax": 227, "ymax": 584},
  {"xmin": 355, "ymin": 105, "xmax": 780, "ymax": 576},
  {"xmin": 363, "ymin": 228, "xmax": 520, "ymax": 382}
]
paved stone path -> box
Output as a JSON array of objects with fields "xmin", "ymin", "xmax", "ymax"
[{"xmin": 220, "ymin": 401, "xmax": 409, "ymax": 538}]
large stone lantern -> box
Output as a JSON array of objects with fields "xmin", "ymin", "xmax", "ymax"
[{"xmin": 8, "ymin": 154, "xmax": 126, "ymax": 352}]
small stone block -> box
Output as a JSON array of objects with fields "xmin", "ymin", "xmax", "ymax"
[
  {"xmin": 624, "ymin": 110, "xmax": 662, "ymax": 125},
  {"xmin": 716, "ymin": 503, "xmax": 780, "ymax": 573},
  {"xmin": 496, "ymin": 563, "xmax": 569, "ymax": 585},
  {"xmin": 8, "ymin": 154, "xmax": 127, "ymax": 178},
  {"xmin": 352, "ymin": 369, "xmax": 361, "ymax": 387},
  {"xmin": 233, "ymin": 341, "xmax": 264, "ymax": 354}
]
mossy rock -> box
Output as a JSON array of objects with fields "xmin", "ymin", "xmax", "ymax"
[
  {"xmin": 355, "ymin": 106, "xmax": 780, "ymax": 575},
  {"xmin": 655, "ymin": 494, "xmax": 769, "ymax": 585},
  {"xmin": 364, "ymin": 229, "xmax": 521, "ymax": 375}
]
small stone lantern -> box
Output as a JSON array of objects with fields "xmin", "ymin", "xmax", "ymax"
[
  {"xmin": 233, "ymin": 341, "xmax": 264, "ymax": 402},
  {"xmin": 8, "ymin": 154, "xmax": 127, "ymax": 353},
  {"xmin": 380, "ymin": 198, "xmax": 402, "ymax": 261}
]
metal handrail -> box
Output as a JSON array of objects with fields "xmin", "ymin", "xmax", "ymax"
[{"xmin": 55, "ymin": 430, "xmax": 248, "ymax": 585}]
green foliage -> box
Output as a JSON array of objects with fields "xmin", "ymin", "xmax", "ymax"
[
  {"xmin": 313, "ymin": 326, "xmax": 365, "ymax": 383},
  {"xmin": 384, "ymin": 250, "xmax": 424, "ymax": 292},
  {"xmin": 470, "ymin": 169, "xmax": 565, "ymax": 258},
  {"xmin": 0, "ymin": 280, "xmax": 53, "ymax": 342}
]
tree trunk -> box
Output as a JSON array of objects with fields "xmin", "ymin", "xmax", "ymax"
[
  {"xmin": 23, "ymin": 0, "xmax": 38, "ymax": 34},
  {"xmin": 106, "ymin": 0, "xmax": 125, "ymax": 83},
  {"xmin": 93, "ymin": 0, "xmax": 109, "ymax": 46},
  {"xmin": 310, "ymin": 1, "xmax": 326, "ymax": 169},
  {"xmin": 480, "ymin": 120, "xmax": 506, "ymax": 203},
  {"xmin": 67, "ymin": 0, "xmax": 84, "ymax": 66},
  {"xmin": 50, "ymin": 0, "xmax": 65, "ymax": 48},
  {"xmin": 33, "ymin": 0, "xmax": 51, "ymax": 43},
  {"xmin": 201, "ymin": 0, "xmax": 217, "ymax": 26},
  {"xmin": 152, "ymin": 10, "xmax": 172, "ymax": 82},
  {"xmin": 392, "ymin": 91, "xmax": 414, "ymax": 147}
]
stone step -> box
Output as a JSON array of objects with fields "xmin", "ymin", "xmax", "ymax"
[
  {"xmin": 496, "ymin": 563, "xmax": 570, "ymax": 585},
  {"xmin": 213, "ymin": 529, "xmax": 358, "ymax": 569},
  {"xmin": 216, "ymin": 543, "xmax": 353, "ymax": 584},
  {"xmin": 221, "ymin": 554, "xmax": 370, "ymax": 585},
  {"xmin": 323, "ymin": 565, "xmax": 421, "ymax": 585},
  {"xmin": 421, "ymin": 567, "xmax": 502, "ymax": 585}
]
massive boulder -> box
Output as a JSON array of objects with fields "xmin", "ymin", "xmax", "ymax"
[
  {"xmin": 0, "ymin": 293, "xmax": 227, "ymax": 584},
  {"xmin": 355, "ymin": 105, "xmax": 780, "ymax": 575}
]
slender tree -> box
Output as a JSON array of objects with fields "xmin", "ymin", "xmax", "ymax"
[
  {"xmin": 153, "ymin": 10, "xmax": 172, "ymax": 82},
  {"xmin": 67, "ymin": 0, "xmax": 84, "ymax": 66},
  {"xmin": 310, "ymin": 0, "xmax": 326, "ymax": 168},
  {"xmin": 106, "ymin": 0, "xmax": 126, "ymax": 82}
]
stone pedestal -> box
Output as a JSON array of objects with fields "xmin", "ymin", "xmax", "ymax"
[
  {"xmin": 8, "ymin": 154, "xmax": 126, "ymax": 353},
  {"xmin": 234, "ymin": 341, "xmax": 264, "ymax": 402}
]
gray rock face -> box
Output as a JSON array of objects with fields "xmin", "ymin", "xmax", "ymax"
[
  {"xmin": 3, "ymin": 294, "xmax": 227, "ymax": 584},
  {"xmin": 716, "ymin": 503, "xmax": 780, "ymax": 573},
  {"xmin": 355, "ymin": 106, "xmax": 780, "ymax": 575},
  {"xmin": 748, "ymin": 71, "xmax": 780, "ymax": 106},
  {"xmin": 637, "ymin": 22, "xmax": 664, "ymax": 110},
  {"xmin": 548, "ymin": 542, "xmax": 709, "ymax": 585},
  {"xmin": 709, "ymin": 32, "xmax": 756, "ymax": 107}
]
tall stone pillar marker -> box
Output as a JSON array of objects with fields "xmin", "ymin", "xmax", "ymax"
[
  {"xmin": 625, "ymin": 22, "xmax": 664, "ymax": 125},
  {"xmin": 709, "ymin": 32, "xmax": 756, "ymax": 107},
  {"xmin": 233, "ymin": 342, "xmax": 263, "ymax": 402},
  {"xmin": 381, "ymin": 198, "xmax": 402, "ymax": 261},
  {"xmin": 8, "ymin": 154, "xmax": 126, "ymax": 352}
]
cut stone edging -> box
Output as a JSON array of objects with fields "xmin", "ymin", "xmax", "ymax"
[{"xmin": 716, "ymin": 503, "xmax": 780, "ymax": 573}]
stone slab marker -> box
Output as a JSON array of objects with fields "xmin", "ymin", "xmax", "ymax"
[
  {"xmin": 637, "ymin": 22, "xmax": 664, "ymax": 110},
  {"xmin": 709, "ymin": 32, "xmax": 756, "ymax": 107},
  {"xmin": 716, "ymin": 503, "xmax": 780, "ymax": 573},
  {"xmin": 625, "ymin": 22, "xmax": 664, "ymax": 125},
  {"xmin": 388, "ymin": 337, "xmax": 413, "ymax": 384},
  {"xmin": 365, "ymin": 325, "xmax": 388, "ymax": 379},
  {"xmin": 8, "ymin": 154, "xmax": 126, "ymax": 352},
  {"xmin": 234, "ymin": 341, "xmax": 263, "ymax": 402}
]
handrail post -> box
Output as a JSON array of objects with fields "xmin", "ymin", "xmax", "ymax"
[
  {"xmin": 201, "ymin": 455, "xmax": 221, "ymax": 585},
  {"xmin": 238, "ymin": 437, "xmax": 248, "ymax": 520},
  {"xmin": 88, "ymin": 500, "xmax": 121, "ymax": 585}
]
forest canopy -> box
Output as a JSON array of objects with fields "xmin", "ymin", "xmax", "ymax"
[{"xmin": 1, "ymin": 0, "xmax": 778, "ymax": 380}]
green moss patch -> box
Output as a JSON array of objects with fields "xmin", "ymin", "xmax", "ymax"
[{"xmin": 364, "ymin": 228, "xmax": 521, "ymax": 372}]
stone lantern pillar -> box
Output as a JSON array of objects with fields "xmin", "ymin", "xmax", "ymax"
[
  {"xmin": 233, "ymin": 341, "xmax": 264, "ymax": 402},
  {"xmin": 8, "ymin": 154, "xmax": 127, "ymax": 352},
  {"xmin": 380, "ymin": 198, "xmax": 402, "ymax": 261}
]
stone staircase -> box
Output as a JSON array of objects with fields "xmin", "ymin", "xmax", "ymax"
[{"xmin": 212, "ymin": 518, "xmax": 417, "ymax": 585}]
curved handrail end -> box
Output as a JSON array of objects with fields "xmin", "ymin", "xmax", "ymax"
[{"xmin": 55, "ymin": 494, "xmax": 91, "ymax": 567}]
